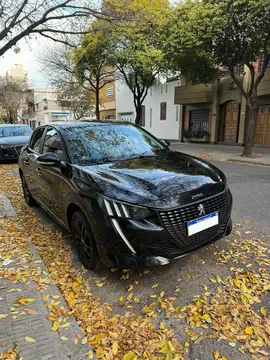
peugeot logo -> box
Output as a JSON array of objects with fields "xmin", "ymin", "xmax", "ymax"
[{"xmin": 198, "ymin": 204, "xmax": 205, "ymax": 216}]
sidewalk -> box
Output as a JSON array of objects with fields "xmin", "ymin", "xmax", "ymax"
[
  {"xmin": 169, "ymin": 141, "xmax": 270, "ymax": 166},
  {"xmin": 0, "ymin": 194, "xmax": 94, "ymax": 360}
]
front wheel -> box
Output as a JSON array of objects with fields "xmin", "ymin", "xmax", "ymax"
[
  {"xmin": 21, "ymin": 174, "xmax": 36, "ymax": 207},
  {"xmin": 71, "ymin": 211, "xmax": 100, "ymax": 271}
]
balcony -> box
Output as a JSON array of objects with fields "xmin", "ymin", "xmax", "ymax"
[{"xmin": 174, "ymin": 84, "xmax": 213, "ymax": 105}]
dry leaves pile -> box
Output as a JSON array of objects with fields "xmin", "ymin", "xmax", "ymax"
[
  {"xmin": 0, "ymin": 165, "xmax": 184, "ymax": 360},
  {"xmin": 0, "ymin": 164, "xmax": 269, "ymax": 360},
  {"xmin": 0, "ymin": 346, "xmax": 19, "ymax": 360}
]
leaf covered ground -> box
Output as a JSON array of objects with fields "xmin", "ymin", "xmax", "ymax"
[{"xmin": 0, "ymin": 164, "xmax": 269, "ymax": 360}]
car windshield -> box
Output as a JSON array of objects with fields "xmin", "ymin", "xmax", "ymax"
[
  {"xmin": 0, "ymin": 126, "xmax": 32, "ymax": 137},
  {"xmin": 63, "ymin": 123, "xmax": 166, "ymax": 165}
]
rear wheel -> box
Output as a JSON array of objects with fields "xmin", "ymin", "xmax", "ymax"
[
  {"xmin": 21, "ymin": 174, "xmax": 36, "ymax": 207},
  {"xmin": 71, "ymin": 211, "xmax": 100, "ymax": 270}
]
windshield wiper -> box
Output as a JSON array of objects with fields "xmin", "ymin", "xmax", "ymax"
[{"xmin": 127, "ymin": 152, "xmax": 156, "ymax": 160}]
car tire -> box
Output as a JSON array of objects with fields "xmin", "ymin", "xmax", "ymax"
[
  {"xmin": 21, "ymin": 174, "xmax": 36, "ymax": 207},
  {"xmin": 71, "ymin": 210, "xmax": 100, "ymax": 271}
]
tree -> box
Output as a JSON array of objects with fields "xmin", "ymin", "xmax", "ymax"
[
  {"xmin": 0, "ymin": 0, "xmax": 115, "ymax": 57},
  {"xmin": 38, "ymin": 44, "xmax": 94, "ymax": 120},
  {"xmin": 72, "ymin": 21, "xmax": 115, "ymax": 120},
  {"xmin": 103, "ymin": 0, "xmax": 171, "ymax": 125},
  {"xmin": 56, "ymin": 83, "xmax": 94, "ymax": 120},
  {"xmin": 169, "ymin": 0, "xmax": 270, "ymax": 157},
  {"xmin": 0, "ymin": 76, "xmax": 28, "ymax": 123}
]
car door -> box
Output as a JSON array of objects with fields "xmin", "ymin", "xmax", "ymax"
[
  {"xmin": 38, "ymin": 126, "xmax": 71, "ymax": 224},
  {"xmin": 22, "ymin": 127, "xmax": 46, "ymax": 202}
]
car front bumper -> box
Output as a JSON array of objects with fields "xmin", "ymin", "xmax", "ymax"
[
  {"xmin": 0, "ymin": 145, "xmax": 23, "ymax": 161},
  {"xmin": 110, "ymin": 217, "xmax": 232, "ymax": 268},
  {"xmin": 95, "ymin": 188, "xmax": 233, "ymax": 268}
]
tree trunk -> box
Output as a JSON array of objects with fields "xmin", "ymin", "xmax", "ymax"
[
  {"xmin": 242, "ymin": 97, "xmax": 258, "ymax": 157},
  {"xmin": 134, "ymin": 103, "xmax": 142, "ymax": 125},
  {"xmin": 95, "ymin": 88, "xmax": 100, "ymax": 121}
]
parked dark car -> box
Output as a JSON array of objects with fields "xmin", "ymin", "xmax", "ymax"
[
  {"xmin": 18, "ymin": 122, "xmax": 232, "ymax": 269},
  {"xmin": 0, "ymin": 124, "xmax": 32, "ymax": 162}
]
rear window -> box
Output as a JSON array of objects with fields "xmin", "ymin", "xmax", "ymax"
[{"xmin": 0, "ymin": 126, "xmax": 32, "ymax": 137}]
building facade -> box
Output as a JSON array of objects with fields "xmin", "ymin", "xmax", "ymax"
[
  {"xmin": 116, "ymin": 78, "xmax": 182, "ymax": 140},
  {"xmin": 6, "ymin": 64, "xmax": 27, "ymax": 81},
  {"xmin": 174, "ymin": 59, "xmax": 270, "ymax": 147},
  {"xmin": 22, "ymin": 88, "xmax": 70, "ymax": 129},
  {"xmin": 99, "ymin": 81, "xmax": 116, "ymax": 120}
]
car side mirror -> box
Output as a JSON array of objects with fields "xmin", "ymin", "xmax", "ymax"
[
  {"xmin": 160, "ymin": 139, "xmax": 170, "ymax": 147},
  {"xmin": 37, "ymin": 152, "xmax": 64, "ymax": 167}
]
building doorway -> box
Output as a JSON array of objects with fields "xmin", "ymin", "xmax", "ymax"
[
  {"xmin": 223, "ymin": 101, "xmax": 239, "ymax": 143},
  {"xmin": 254, "ymin": 105, "xmax": 270, "ymax": 146}
]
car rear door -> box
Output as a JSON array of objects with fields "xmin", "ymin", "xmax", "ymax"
[
  {"xmin": 21, "ymin": 127, "xmax": 46, "ymax": 202},
  {"xmin": 37, "ymin": 127, "xmax": 71, "ymax": 224}
]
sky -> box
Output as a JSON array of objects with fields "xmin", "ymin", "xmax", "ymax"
[{"xmin": 0, "ymin": 36, "xmax": 50, "ymax": 88}]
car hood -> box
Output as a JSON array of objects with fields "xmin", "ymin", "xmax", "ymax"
[
  {"xmin": 0, "ymin": 135, "xmax": 31, "ymax": 145},
  {"xmin": 73, "ymin": 151, "xmax": 226, "ymax": 209}
]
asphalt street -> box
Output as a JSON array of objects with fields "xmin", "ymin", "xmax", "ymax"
[{"xmin": 211, "ymin": 161, "xmax": 270, "ymax": 235}]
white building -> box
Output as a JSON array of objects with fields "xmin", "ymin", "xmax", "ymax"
[
  {"xmin": 23, "ymin": 88, "xmax": 71, "ymax": 129},
  {"xmin": 116, "ymin": 78, "xmax": 182, "ymax": 140}
]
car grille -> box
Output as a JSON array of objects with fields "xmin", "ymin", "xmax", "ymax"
[{"xmin": 159, "ymin": 190, "xmax": 231, "ymax": 250}]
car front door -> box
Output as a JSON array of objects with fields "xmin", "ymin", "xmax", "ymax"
[
  {"xmin": 22, "ymin": 127, "xmax": 46, "ymax": 202},
  {"xmin": 38, "ymin": 127, "xmax": 71, "ymax": 224}
]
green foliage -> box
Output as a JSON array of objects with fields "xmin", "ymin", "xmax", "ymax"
[
  {"xmin": 103, "ymin": 0, "xmax": 172, "ymax": 124},
  {"xmin": 169, "ymin": 0, "xmax": 270, "ymax": 84}
]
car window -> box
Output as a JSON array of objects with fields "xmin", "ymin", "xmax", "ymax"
[
  {"xmin": 62, "ymin": 123, "xmax": 166, "ymax": 165},
  {"xmin": 29, "ymin": 128, "xmax": 45, "ymax": 153},
  {"xmin": 0, "ymin": 126, "xmax": 32, "ymax": 137},
  {"xmin": 41, "ymin": 127, "xmax": 65, "ymax": 160}
]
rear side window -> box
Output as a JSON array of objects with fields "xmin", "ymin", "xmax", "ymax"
[{"xmin": 29, "ymin": 128, "xmax": 45, "ymax": 153}]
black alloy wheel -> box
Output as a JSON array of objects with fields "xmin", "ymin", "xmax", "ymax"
[
  {"xmin": 21, "ymin": 174, "xmax": 36, "ymax": 207},
  {"xmin": 71, "ymin": 211, "xmax": 100, "ymax": 270}
]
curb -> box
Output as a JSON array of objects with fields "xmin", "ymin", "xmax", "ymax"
[{"xmin": 227, "ymin": 158, "xmax": 270, "ymax": 167}]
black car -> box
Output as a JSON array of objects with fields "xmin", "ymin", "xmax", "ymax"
[
  {"xmin": 18, "ymin": 122, "xmax": 232, "ymax": 269},
  {"xmin": 0, "ymin": 124, "xmax": 33, "ymax": 162}
]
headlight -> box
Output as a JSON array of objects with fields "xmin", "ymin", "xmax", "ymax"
[
  {"xmin": 102, "ymin": 198, "xmax": 151, "ymax": 219},
  {"xmin": 0, "ymin": 144, "xmax": 13, "ymax": 149}
]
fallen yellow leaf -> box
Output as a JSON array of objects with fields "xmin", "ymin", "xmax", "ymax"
[
  {"xmin": 0, "ymin": 314, "xmax": 9, "ymax": 319},
  {"xmin": 17, "ymin": 297, "xmax": 35, "ymax": 306},
  {"xmin": 96, "ymin": 282, "xmax": 105, "ymax": 288},
  {"xmin": 260, "ymin": 307, "xmax": 267, "ymax": 316},
  {"xmin": 81, "ymin": 337, "xmax": 88, "ymax": 345},
  {"xmin": 214, "ymin": 351, "xmax": 220, "ymax": 359},
  {"xmin": 60, "ymin": 336, "xmax": 68, "ymax": 341},
  {"xmin": 51, "ymin": 321, "xmax": 60, "ymax": 332},
  {"xmin": 244, "ymin": 326, "xmax": 253, "ymax": 335},
  {"xmin": 112, "ymin": 341, "xmax": 119, "ymax": 355},
  {"xmin": 25, "ymin": 336, "xmax": 36, "ymax": 343},
  {"xmin": 123, "ymin": 351, "xmax": 137, "ymax": 360}
]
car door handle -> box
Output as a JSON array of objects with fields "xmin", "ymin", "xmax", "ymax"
[{"xmin": 36, "ymin": 168, "xmax": 42, "ymax": 176}]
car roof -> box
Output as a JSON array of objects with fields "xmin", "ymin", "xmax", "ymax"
[
  {"xmin": 40, "ymin": 121, "xmax": 136, "ymax": 130},
  {"xmin": 0, "ymin": 124, "xmax": 30, "ymax": 127}
]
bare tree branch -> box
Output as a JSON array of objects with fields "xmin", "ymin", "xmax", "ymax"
[
  {"xmin": 229, "ymin": 66, "xmax": 248, "ymax": 100},
  {"xmin": 0, "ymin": 0, "xmax": 120, "ymax": 57}
]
